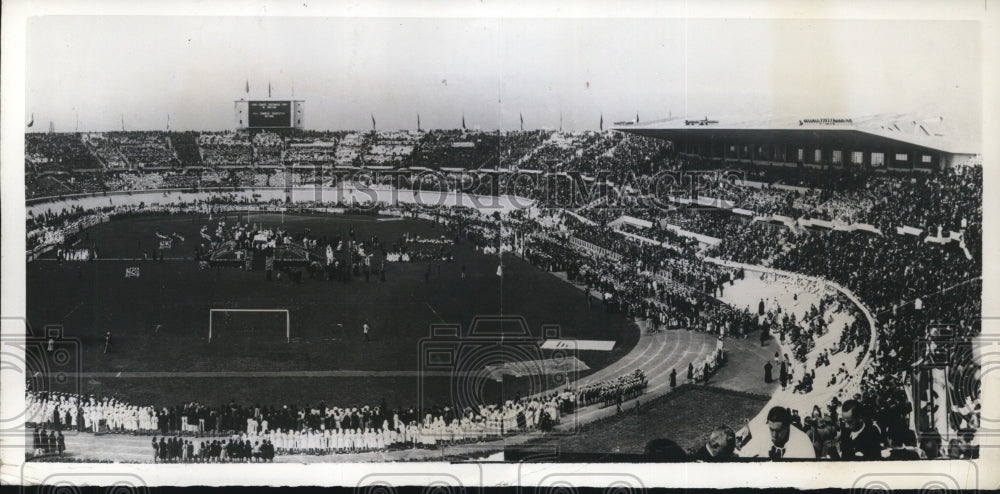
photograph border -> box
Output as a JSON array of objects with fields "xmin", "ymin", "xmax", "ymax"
[{"xmin": 2, "ymin": 0, "xmax": 998, "ymax": 489}]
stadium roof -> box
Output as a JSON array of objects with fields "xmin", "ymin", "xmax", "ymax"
[{"xmin": 613, "ymin": 113, "xmax": 979, "ymax": 155}]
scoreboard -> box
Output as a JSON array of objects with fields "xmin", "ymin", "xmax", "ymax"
[
  {"xmin": 249, "ymin": 101, "xmax": 291, "ymax": 127},
  {"xmin": 235, "ymin": 100, "xmax": 304, "ymax": 129}
]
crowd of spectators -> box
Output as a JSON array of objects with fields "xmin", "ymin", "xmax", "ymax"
[
  {"xmin": 81, "ymin": 134, "xmax": 130, "ymax": 169},
  {"xmin": 198, "ymin": 132, "xmax": 252, "ymax": 166},
  {"xmin": 26, "ymin": 133, "xmax": 102, "ymax": 172},
  {"xmin": 111, "ymin": 132, "xmax": 178, "ymax": 168},
  {"xmin": 21, "ymin": 131, "xmax": 984, "ymax": 462}
]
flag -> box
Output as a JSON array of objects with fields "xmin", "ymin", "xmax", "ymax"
[
  {"xmin": 635, "ymin": 112, "xmax": 639, "ymax": 124},
  {"xmin": 27, "ymin": 113, "xmax": 34, "ymax": 128},
  {"xmin": 559, "ymin": 113, "xmax": 563, "ymax": 132},
  {"xmin": 268, "ymin": 82, "xmax": 272, "ymax": 98},
  {"xmin": 417, "ymin": 113, "xmax": 421, "ymax": 132},
  {"xmin": 121, "ymin": 114, "xmax": 125, "ymax": 131},
  {"xmin": 462, "ymin": 115, "xmax": 466, "ymax": 130},
  {"xmin": 167, "ymin": 114, "xmax": 170, "ymax": 131},
  {"xmin": 600, "ymin": 113, "xmax": 603, "ymax": 131},
  {"xmin": 371, "ymin": 114, "xmax": 376, "ymax": 130},
  {"xmin": 520, "ymin": 112, "xmax": 524, "ymax": 131},
  {"xmin": 245, "ymin": 80, "xmax": 249, "ymax": 93}
]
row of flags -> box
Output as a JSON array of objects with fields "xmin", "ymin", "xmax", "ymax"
[
  {"xmin": 27, "ymin": 110, "xmax": 626, "ymax": 132},
  {"xmin": 26, "ymin": 78, "xmax": 641, "ymax": 131},
  {"xmin": 30, "ymin": 113, "xmax": 617, "ymax": 132},
  {"xmin": 365, "ymin": 112, "xmax": 611, "ymax": 131},
  {"xmin": 243, "ymin": 78, "xmax": 616, "ymax": 132},
  {"xmin": 245, "ymin": 79, "xmax": 279, "ymax": 98}
]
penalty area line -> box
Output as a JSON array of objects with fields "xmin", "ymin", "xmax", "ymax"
[{"xmin": 424, "ymin": 302, "xmax": 446, "ymax": 324}]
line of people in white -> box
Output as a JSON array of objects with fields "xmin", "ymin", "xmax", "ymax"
[{"xmin": 26, "ymin": 393, "xmax": 158, "ymax": 433}]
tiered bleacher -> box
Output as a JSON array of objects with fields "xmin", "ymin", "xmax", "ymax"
[
  {"xmin": 23, "ymin": 128, "xmax": 982, "ymax": 460},
  {"xmin": 197, "ymin": 132, "xmax": 252, "ymax": 167}
]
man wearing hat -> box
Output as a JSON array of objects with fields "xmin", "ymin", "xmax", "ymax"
[{"xmin": 739, "ymin": 406, "xmax": 816, "ymax": 459}]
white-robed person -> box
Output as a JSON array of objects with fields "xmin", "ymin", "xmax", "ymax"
[
  {"xmin": 272, "ymin": 428, "xmax": 282, "ymax": 454},
  {"xmin": 738, "ymin": 406, "xmax": 816, "ymax": 460},
  {"xmin": 334, "ymin": 428, "xmax": 345, "ymax": 453},
  {"xmin": 342, "ymin": 428, "xmax": 352, "ymax": 453},
  {"xmin": 407, "ymin": 422, "xmax": 420, "ymax": 448}
]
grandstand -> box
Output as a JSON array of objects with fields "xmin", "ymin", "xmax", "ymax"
[
  {"xmin": 615, "ymin": 114, "xmax": 979, "ymax": 171},
  {"xmin": 22, "ymin": 116, "xmax": 983, "ymax": 463}
]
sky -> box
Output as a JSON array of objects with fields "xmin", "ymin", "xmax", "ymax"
[{"xmin": 25, "ymin": 16, "xmax": 982, "ymax": 135}]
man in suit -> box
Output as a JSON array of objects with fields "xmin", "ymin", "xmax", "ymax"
[
  {"xmin": 691, "ymin": 426, "xmax": 735, "ymax": 462},
  {"xmin": 839, "ymin": 400, "xmax": 883, "ymax": 459}
]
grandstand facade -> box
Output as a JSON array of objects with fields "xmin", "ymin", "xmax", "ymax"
[{"xmin": 614, "ymin": 114, "xmax": 979, "ymax": 171}]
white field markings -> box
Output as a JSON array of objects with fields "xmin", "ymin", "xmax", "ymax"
[
  {"xmin": 60, "ymin": 300, "xmax": 85, "ymax": 321},
  {"xmin": 34, "ymin": 257, "xmax": 189, "ymax": 261},
  {"xmin": 423, "ymin": 302, "xmax": 447, "ymax": 324}
]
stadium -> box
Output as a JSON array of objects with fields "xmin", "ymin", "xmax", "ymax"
[{"xmin": 21, "ymin": 94, "xmax": 983, "ymax": 463}]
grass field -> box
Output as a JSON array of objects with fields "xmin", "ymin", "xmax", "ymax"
[
  {"xmin": 26, "ymin": 212, "xmax": 639, "ymax": 409},
  {"xmin": 516, "ymin": 385, "xmax": 769, "ymax": 456}
]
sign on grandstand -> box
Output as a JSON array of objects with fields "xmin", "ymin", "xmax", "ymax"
[
  {"xmin": 124, "ymin": 267, "xmax": 141, "ymax": 279},
  {"xmin": 800, "ymin": 118, "xmax": 853, "ymax": 125}
]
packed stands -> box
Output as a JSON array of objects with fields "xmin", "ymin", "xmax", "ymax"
[
  {"xmin": 415, "ymin": 130, "xmax": 500, "ymax": 170},
  {"xmin": 197, "ymin": 132, "xmax": 252, "ymax": 167},
  {"xmin": 26, "ymin": 133, "xmax": 102, "ymax": 172},
  {"xmin": 169, "ymin": 132, "xmax": 203, "ymax": 168}
]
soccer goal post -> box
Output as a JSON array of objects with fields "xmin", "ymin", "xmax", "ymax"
[{"xmin": 209, "ymin": 309, "xmax": 290, "ymax": 343}]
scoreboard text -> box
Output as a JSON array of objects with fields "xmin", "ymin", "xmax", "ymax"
[{"xmin": 248, "ymin": 101, "xmax": 293, "ymax": 128}]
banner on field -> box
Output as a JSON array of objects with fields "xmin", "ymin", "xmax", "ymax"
[
  {"xmin": 540, "ymin": 339, "xmax": 615, "ymax": 351},
  {"xmin": 483, "ymin": 356, "xmax": 591, "ymax": 380}
]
